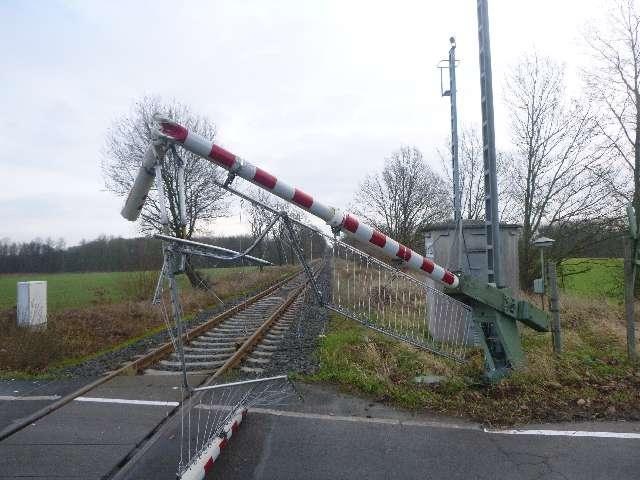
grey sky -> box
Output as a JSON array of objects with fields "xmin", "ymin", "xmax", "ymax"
[{"xmin": 0, "ymin": 0, "xmax": 607, "ymax": 245}]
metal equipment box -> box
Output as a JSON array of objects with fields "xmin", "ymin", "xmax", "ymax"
[{"xmin": 17, "ymin": 281, "xmax": 47, "ymax": 329}]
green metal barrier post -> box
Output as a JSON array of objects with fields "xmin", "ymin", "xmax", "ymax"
[{"xmin": 448, "ymin": 274, "xmax": 550, "ymax": 381}]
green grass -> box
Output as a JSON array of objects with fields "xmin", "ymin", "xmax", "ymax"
[
  {"xmin": 0, "ymin": 266, "xmax": 261, "ymax": 312},
  {"xmin": 560, "ymin": 258, "xmax": 623, "ymax": 300},
  {"xmin": 306, "ymin": 305, "xmax": 640, "ymax": 426}
]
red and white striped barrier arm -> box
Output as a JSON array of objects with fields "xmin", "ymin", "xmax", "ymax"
[
  {"xmin": 179, "ymin": 408, "xmax": 247, "ymax": 480},
  {"xmin": 153, "ymin": 117, "xmax": 459, "ymax": 289}
]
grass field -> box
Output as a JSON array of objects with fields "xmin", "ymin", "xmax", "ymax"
[
  {"xmin": 307, "ymin": 296, "xmax": 640, "ymax": 426},
  {"xmin": 304, "ymin": 256, "xmax": 639, "ymax": 425},
  {"xmin": 0, "ymin": 265, "xmax": 297, "ymax": 376},
  {"xmin": 0, "ymin": 257, "xmax": 621, "ymax": 312},
  {"xmin": 560, "ymin": 258, "xmax": 623, "ymax": 300},
  {"xmin": 0, "ymin": 266, "xmax": 262, "ymax": 312}
]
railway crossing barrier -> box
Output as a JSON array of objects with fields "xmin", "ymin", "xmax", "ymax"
[
  {"xmin": 118, "ymin": 114, "xmax": 552, "ymax": 478},
  {"xmin": 134, "ymin": 116, "xmax": 549, "ymax": 380}
]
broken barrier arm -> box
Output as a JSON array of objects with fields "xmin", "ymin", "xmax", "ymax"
[
  {"xmin": 150, "ymin": 116, "xmax": 549, "ymax": 336},
  {"xmin": 151, "ymin": 116, "xmax": 460, "ymax": 290},
  {"xmin": 120, "ymin": 115, "xmax": 550, "ymax": 379}
]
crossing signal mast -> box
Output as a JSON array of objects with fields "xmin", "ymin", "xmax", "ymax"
[
  {"xmin": 477, "ymin": 0, "xmax": 503, "ymax": 288},
  {"xmin": 440, "ymin": 36, "xmax": 462, "ymax": 225}
]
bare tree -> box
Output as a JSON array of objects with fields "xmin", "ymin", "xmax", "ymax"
[
  {"xmin": 103, "ymin": 96, "xmax": 230, "ymax": 286},
  {"xmin": 584, "ymin": 0, "xmax": 640, "ymax": 229},
  {"xmin": 352, "ymin": 146, "xmax": 450, "ymax": 249},
  {"xmin": 584, "ymin": 1, "xmax": 640, "ymax": 356},
  {"xmin": 103, "ymin": 96, "xmax": 229, "ymax": 239},
  {"xmin": 504, "ymin": 53, "xmax": 614, "ymax": 286},
  {"xmin": 245, "ymin": 189, "xmax": 276, "ymax": 251},
  {"xmin": 439, "ymin": 126, "xmax": 517, "ymax": 222}
]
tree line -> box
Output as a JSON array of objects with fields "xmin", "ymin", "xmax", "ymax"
[{"xmin": 0, "ymin": 230, "xmax": 326, "ymax": 274}]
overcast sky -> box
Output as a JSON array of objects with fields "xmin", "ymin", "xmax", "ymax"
[{"xmin": 0, "ymin": 0, "xmax": 608, "ymax": 246}]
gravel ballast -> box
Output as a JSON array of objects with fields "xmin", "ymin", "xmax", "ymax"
[
  {"xmin": 55, "ymin": 290, "xmax": 264, "ymax": 378},
  {"xmin": 49, "ymin": 263, "xmax": 331, "ymax": 380},
  {"xmin": 243, "ymin": 263, "xmax": 331, "ymax": 378}
]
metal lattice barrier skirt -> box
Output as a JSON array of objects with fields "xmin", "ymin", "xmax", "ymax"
[
  {"xmin": 178, "ymin": 376, "xmax": 298, "ymax": 480},
  {"xmin": 327, "ymin": 239, "xmax": 477, "ymax": 363}
]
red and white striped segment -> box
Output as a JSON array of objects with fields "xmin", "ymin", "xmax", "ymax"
[
  {"xmin": 179, "ymin": 408, "xmax": 247, "ymax": 480},
  {"xmin": 155, "ymin": 117, "xmax": 459, "ymax": 288}
]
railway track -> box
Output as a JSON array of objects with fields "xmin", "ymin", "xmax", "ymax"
[
  {"xmin": 107, "ymin": 264, "xmax": 320, "ymax": 479},
  {"xmin": 143, "ymin": 272, "xmax": 308, "ymax": 376},
  {"xmin": 0, "ymin": 264, "xmax": 321, "ymax": 444}
]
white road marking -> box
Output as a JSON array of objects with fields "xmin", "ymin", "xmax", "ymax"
[
  {"xmin": 485, "ymin": 428, "xmax": 640, "ymax": 439},
  {"xmin": 75, "ymin": 396, "xmax": 179, "ymax": 407},
  {"xmin": 198, "ymin": 405, "xmax": 640, "ymax": 439},
  {"xmin": 0, "ymin": 395, "xmax": 61, "ymax": 401},
  {"xmin": 195, "ymin": 404, "xmax": 478, "ymax": 430},
  {"xmin": 5, "ymin": 393, "xmax": 636, "ymax": 441}
]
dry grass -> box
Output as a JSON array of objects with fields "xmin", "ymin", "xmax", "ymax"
[
  {"xmin": 0, "ymin": 300, "xmax": 166, "ymax": 374},
  {"xmin": 308, "ymin": 292, "xmax": 640, "ymax": 426},
  {"xmin": 0, "ymin": 266, "xmax": 296, "ymax": 376}
]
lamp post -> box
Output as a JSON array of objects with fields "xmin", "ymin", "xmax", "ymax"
[{"xmin": 532, "ymin": 236, "xmax": 555, "ymax": 308}]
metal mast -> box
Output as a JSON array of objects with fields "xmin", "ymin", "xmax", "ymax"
[
  {"xmin": 439, "ymin": 37, "xmax": 463, "ymax": 272},
  {"xmin": 477, "ymin": 0, "xmax": 503, "ymax": 287},
  {"xmin": 448, "ymin": 37, "xmax": 461, "ymax": 224}
]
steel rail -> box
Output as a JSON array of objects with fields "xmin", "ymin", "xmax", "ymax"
[
  {"xmin": 107, "ymin": 264, "xmax": 322, "ymax": 480},
  {"xmin": 0, "ymin": 269, "xmax": 300, "ymax": 442}
]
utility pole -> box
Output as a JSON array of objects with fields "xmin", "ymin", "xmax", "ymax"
[
  {"xmin": 447, "ymin": 37, "xmax": 462, "ymax": 223},
  {"xmin": 477, "ymin": 0, "xmax": 503, "ymax": 287},
  {"xmin": 439, "ymin": 37, "xmax": 463, "ymax": 271}
]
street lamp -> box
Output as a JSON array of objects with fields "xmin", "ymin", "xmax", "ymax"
[{"xmin": 532, "ymin": 236, "xmax": 555, "ymax": 308}]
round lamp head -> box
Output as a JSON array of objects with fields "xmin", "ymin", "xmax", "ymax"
[{"xmin": 532, "ymin": 236, "xmax": 555, "ymax": 249}]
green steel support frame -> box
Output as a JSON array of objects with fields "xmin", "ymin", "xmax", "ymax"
[{"xmin": 448, "ymin": 274, "xmax": 550, "ymax": 381}]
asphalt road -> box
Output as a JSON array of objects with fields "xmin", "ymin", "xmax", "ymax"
[
  {"xmin": 1, "ymin": 379, "xmax": 639, "ymax": 480},
  {"xmin": 123, "ymin": 383, "xmax": 640, "ymax": 480},
  {"xmin": 0, "ymin": 377, "xmax": 95, "ymax": 433}
]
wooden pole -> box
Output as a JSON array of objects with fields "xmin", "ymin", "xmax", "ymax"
[
  {"xmin": 547, "ymin": 261, "xmax": 561, "ymax": 355},
  {"xmin": 624, "ymin": 237, "xmax": 637, "ymax": 362}
]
